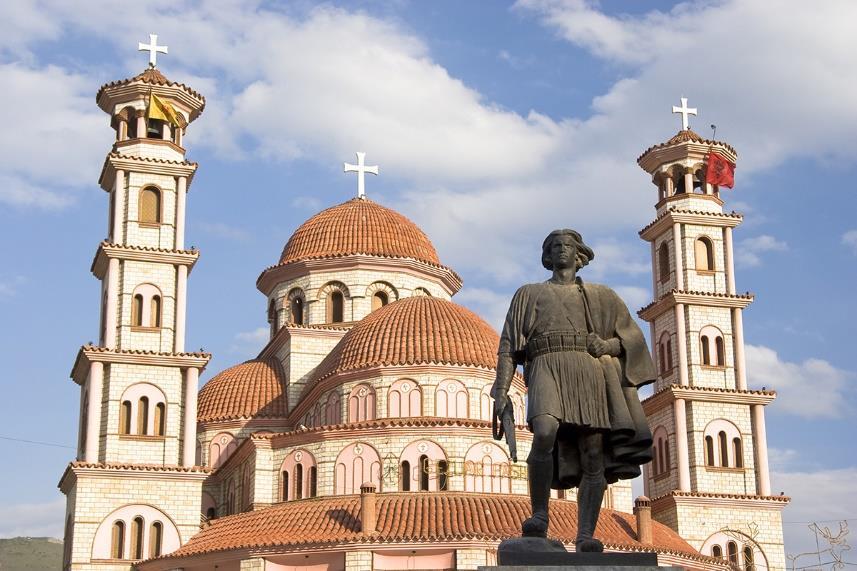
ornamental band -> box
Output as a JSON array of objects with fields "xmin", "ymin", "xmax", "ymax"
[{"xmin": 491, "ymin": 229, "xmax": 656, "ymax": 552}]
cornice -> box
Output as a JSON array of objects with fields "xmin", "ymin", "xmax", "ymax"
[
  {"xmin": 90, "ymin": 241, "xmax": 200, "ymax": 278},
  {"xmin": 637, "ymin": 136, "xmax": 738, "ymax": 174},
  {"xmin": 96, "ymin": 75, "xmax": 205, "ymax": 119},
  {"xmin": 256, "ymin": 255, "xmax": 463, "ymax": 297},
  {"xmin": 58, "ymin": 461, "xmax": 209, "ymax": 493},
  {"xmin": 642, "ymin": 384, "xmax": 777, "ymax": 414},
  {"xmin": 639, "ymin": 208, "xmax": 743, "ymax": 241},
  {"xmin": 98, "ymin": 152, "xmax": 198, "ymax": 192},
  {"xmin": 70, "ymin": 345, "xmax": 211, "ymax": 385},
  {"xmin": 651, "ymin": 490, "xmax": 790, "ymax": 511},
  {"xmin": 638, "ymin": 289, "xmax": 754, "ymax": 321}
]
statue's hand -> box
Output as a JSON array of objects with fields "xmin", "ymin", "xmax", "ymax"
[
  {"xmin": 587, "ymin": 333, "xmax": 617, "ymax": 358},
  {"xmin": 493, "ymin": 392, "xmax": 509, "ymax": 422}
]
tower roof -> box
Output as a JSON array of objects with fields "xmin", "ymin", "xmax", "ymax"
[
  {"xmin": 96, "ymin": 68, "xmax": 206, "ymax": 119},
  {"xmin": 197, "ymin": 358, "xmax": 288, "ymax": 423},
  {"xmin": 637, "ymin": 129, "xmax": 737, "ymax": 171},
  {"xmin": 278, "ymin": 198, "xmax": 442, "ymax": 267}
]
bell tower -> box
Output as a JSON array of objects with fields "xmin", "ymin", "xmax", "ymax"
[
  {"xmin": 636, "ymin": 99, "xmax": 788, "ymax": 571},
  {"xmin": 59, "ymin": 36, "xmax": 210, "ymax": 570}
]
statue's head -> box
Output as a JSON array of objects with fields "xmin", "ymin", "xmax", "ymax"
[{"xmin": 541, "ymin": 229, "xmax": 594, "ymax": 271}]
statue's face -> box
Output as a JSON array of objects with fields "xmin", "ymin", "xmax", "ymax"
[{"xmin": 549, "ymin": 235, "xmax": 578, "ymax": 270}]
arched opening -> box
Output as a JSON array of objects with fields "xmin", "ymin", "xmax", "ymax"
[
  {"xmin": 400, "ymin": 461, "xmax": 411, "ymax": 491},
  {"xmin": 120, "ymin": 400, "xmax": 132, "ymax": 435},
  {"xmin": 137, "ymin": 397, "xmax": 149, "ymax": 435},
  {"xmin": 206, "ymin": 507, "xmax": 216, "ymax": 520},
  {"xmin": 147, "ymin": 118, "xmax": 165, "ymax": 139},
  {"xmin": 371, "ymin": 291, "xmax": 388, "ymax": 311},
  {"xmin": 294, "ymin": 464, "xmax": 304, "ymax": 500},
  {"xmin": 695, "ymin": 237, "xmax": 715, "ymax": 271},
  {"xmin": 139, "ymin": 187, "xmax": 161, "ymax": 224},
  {"xmin": 727, "ymin": 541, "xmax": 739, "ymax": 565},
  {"xmin": 719, "ymin": 431, "xmax": 729, "ymax": 466},
  {"xmin": 733, "ymin": 437, "xmax": 743, "ymax": 468},
  {"xmin": 309, "ymin": 466, "xmax": 318, "ymax": 497},
  {"xmin": 132, "ymin": 294, "xmax": 144, "ymax": 327},
  {"xmin": 658, "ymin": 242, "xmax": 670, "ymax": 283},
  {"xmin": 438, "ymin": 460, "xmax": 449, "ymax": 491},
  {"xmin": 705, "ymin": 435, "xmax": 715, "ymax": 466},
  {"xmin": 701, "ymin": 335, "xmax": 711, "ymax": 365},
  {"xmin": 652, "ymin": 442, "xmax": 659, "ymax": 474},
  {"xmin": 282, "ymin": 471, "xmax": 289, "ymax": 501},
  {"xmin": 413, "ymin": 287, "xmax": 431, "ymax": 297},
  {"xmin": 743, "ymin": 545, "xmax": 755, "ymax": 571},
  {"xmin": 712, "ymin": 545, "xmax": 723, "ymax": 559},
  {"xmin": 715, "ymin": 336, "xmax": 725, "ymax": 366},
  {"xmin": 419, "ymin": 454, "xmax": 430, "ymax": 491},
  {"xmin": 111, "ymin": 520, "xmax": 125, "ymax": 559},
  {"xmin": 148, "ymin": 521, "xmax": 163, "ymax": 558},
  {"xmin": 290, "ymin": 296, "xmax": 304, "ymax": 325},
  {"xmin": 150, "ymin": 295, "xmax": 161, "ymax": 327},
  {"xmin": 154, "ymin": 402, "xmax": 165, "ymax": 436},
  {"xmin": 130, "ymin": 516, "xmax": 144, "ymax": 560},
  {"xmin": 268, "ymin": 298, "xmax": 277, "ymax": 335},
  {"xmin": 327, "ymin": 290, "xmax": 344, "ymax": 323}
]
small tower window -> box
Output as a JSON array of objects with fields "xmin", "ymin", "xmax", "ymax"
[
  {"xmin": 132, "ymin": 294, "xmax": 144, "ymax": 327},
  {"xmin": 120, "ymin": 400, "xmax": 132, "ymax": 435},
  {"xmin": 658, "ymin": 243, "xmax": 670, "ymax": 284},
  {"xmin": 400, "ymin": 461, "xmax": 411, "ymax": 491},
  {"xmin": 727, "ymin": 541, "xmax": 739, "ymax": 564},
  {"xmin": 719, "ymin": 431, "xmax": 729, "ymax": 466},
  {"xmin": 695, "ymin": 237, "xmax": 715, "ymax": 271},
  {"xmin": 206, "ymin": 507, "xmax": 216, "ymax": 520},
  {"xmin": 147, "ymin": 118, "xmax": 164, "ymax": 139},
  {"xmin": 733, "ymin": 437, "xmax": 743, "ymax": 468},
  {"xmin": 438, "ymin": 460, "xmax": 449, "ymax": 491},
  {"xmin": 294, "ymin": 464, "xmax": 304, "ymax": 500},
  {"xmin": 139, "ymin": 187, "xmax": 161, "ymax": 224},
  {"xmin": 137, "ymin": 396, "xmax": 149, "ymax": 435},
  {"xmin": 309, "ymin": 466, "xmax": 318, "ymax": 497},
  {"xmin": 705, "ymin": 435, "xmax": 715, "ymax": 466},
  {"xmin": 111, "ymin": 520, "xmax": 125, "ymax": 559},
  {"xmin": 130, "ymin": 516, "xmax": 144, "ymax": 560},
  {"xmin": 715, "ymin": 336, "xmax": 725, "ymax": 367},
  {"xmin": 371, "ymin": 291, "xmax": 388, "ymax": 311},
  {"xmin": 712, "ymin": 545, "xmax": 723, "ymax": 559},
  {"xmin": 701, "ymin": 335, "xmax": 711, "ymax": 365},
  {"xmin": 154, "ymin": 402, "xmax": 166, "ymax": 436},
  {"xmin": 282, "ymin": 472, "xmax": 289, "ymax": 501},
  {"xmin": 327, "ymin": 290, "xmax": 344, "ymax": 323},
  {"xmin": 743, "ymin": 545, "xmax": 755, "ymax": 571},
  {"xmin": 148, "ymin": 521, "xmax": 163, "ymax": 558},
  {"xmin": 290, "ymin": 296, "xmax": 304, "ymax": 325},
  {"xmin": 419, "ymin": 454, "xmax": 430, "ymax": 491},
  {"xmin": 150, "ymin": 295, "xmax": 161, "ymax": 327}
]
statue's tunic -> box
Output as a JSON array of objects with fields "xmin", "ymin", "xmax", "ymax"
[{"xmin": 497, "ymin": 279, "xmax": 657, "ymax": 487}]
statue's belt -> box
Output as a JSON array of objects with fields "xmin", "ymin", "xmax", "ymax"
[{"xmin": 526, "ymin": 332, "xmax": 589, "ymax": 359}]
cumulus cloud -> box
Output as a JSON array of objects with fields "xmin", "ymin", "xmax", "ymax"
[
  {"xmin": 455, "ymin": 287, "xmax": 513, "ymax": 332},
  {"xmin": 745, "ymin": 344, "xmax": 854, "ymax": 418},
  {"xmin": 0, "ymin": 275, "xmax": 27, "ymax": 298},
  {"xmin": 841, "ymin": 230, "xmax": 857, "ymax": 254},
  {"xmin": 0, "ymin": 497, "xmax": 64, "ymax": 538},
  {"xmin": 196, "ymin": 221, "xmax": 250, "ymax": 242},
  {"xmin": 735, "ymin": 234, "xmax": 788, "ymax": 268},
  {"xmin": 229, "ymin": 326, "xmax": 269, "ymax": 358}
]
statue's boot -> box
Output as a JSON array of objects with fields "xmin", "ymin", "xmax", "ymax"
[
  {"xmin": 522, "ymin": 457, "xmax": 552, "ymax": 537},
  {"xmin": 575, "ymin": 473, "xmax": 606, "ymax": 552}
]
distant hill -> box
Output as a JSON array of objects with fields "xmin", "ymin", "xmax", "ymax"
[{"xmin": 0, "ymin": 537, "xmax": 63, "ymax": 571}]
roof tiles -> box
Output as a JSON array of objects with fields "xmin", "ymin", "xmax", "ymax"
[{"xmin": 198, "ymin": 358, "xmax": 288, "ymax": 423}]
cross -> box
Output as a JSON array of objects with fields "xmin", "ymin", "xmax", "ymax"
[
  {"xmin": 343, "ymin": 152, "xmax": 379, "ymax": 199},
  {"xmin": 138, "ymin": 34, "xmax": 168, "ymax": 68},
  {"xmin": 672, "ymin": 97, "xmax": 697, "ymax": 131}
]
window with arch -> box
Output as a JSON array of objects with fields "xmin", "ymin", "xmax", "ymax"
[
  {"xmin": 95, "ymin": 505, "xmax": 180, "ymax": 561},
  {"xmin": 347, "ymin": 384, "xmax": 376, "ymax": 422},
  {"xmin": 711, "ymin": 545, "xmax": 722, "ymax": 559},
  {"xmin": 719, "ymin": 431, "xmax": 729, "ymax": 466},
  {"xmin": 288, "ymin": 288, "xmax": 305, "ymax": 325},
  {"xmin": 464, "ymin": 441, "xmax": 511, "ymax": 493},
  {"xmin": 111, "ymin": 520, "xmax": 125, "ymax": 559},
  {"xmin": 372, "ymin": 291, "xmax": 388, "ymax": 311},
  {"xmin": 268, "ymin": 298, "xmax": 277, "ymax": 336},
  {"xmin": 119, "ymin": 400, "xmax": 132, "ymax": 435},
  {"xmin": 695, "ymin": 236, "xmax": 715, "ymax": 271},
  {"xmin": 435, "ymin": 379, "xmax": 469, "ymax": 418},
  {"xmin": 400, "ymin": 440, "xmax": 448, "ymax": 492},
  {"xmin": 324, "ymin": 391, "xmax": 342, "ymax": 425},
  {"xmin": 699, "ymin": 325, "xmax": 725, "ymax": 367},
  {"xmin": 148, "ymin": 521, "xmax": 163, "ymax": 558},
  {"xmin": 743, "ymin": 545, "xmax": 755, "ymax": 571},
  {"xmin": 120, "ymin": 383, "xmax": 166, "ymax": 437},
  {"xmin": 137, "ymin": 397, "xmax": 149, "ymax": 435},
  {"xmin": 703, "ymin": 419, "xmax": 743, "ymax": 468},
  {"xmin": 658, "ymin": 332, "xmax": 673, "ymax": 374},
  {"xmin": 651, "ymin": 426, "xmax": 670, "ymax": 477},
  {"xmin": 367, "ymin": 282, "xmax": 397, "ymax": 312},
  {"xmin": 130, "ymin": 284, "xmax": 163, "ymax": 329},
  {"xmin": 154, "ymin": 402, "xmax": 165, "ymax": 436},
  {"xmin": 334, "ymin": 442, "xmax": 382, "ymax": 495},
  {"xmin": 400, "ymin": 460, "xmax": 411, "ymax": 491},
  {"xmin": 281, "ymin": 449, "xmax": 317, "ymax": 501},
  {"xmin": 658, "ymin": 242, "xmax": 670, "ymax": 284},
  {"xmin": 388, "ymin": 379, "xmax": 422, "ymax": 418},
  {"xmin": 226, "ymin": 479, "xmax": 236, "ymax": 515},
  {"xmin": 480, "ymin": 385, "xmax": 492, "ymax": 421},
  {"xmin": 412, "ymin": 287, "xmax": 431, "ymax": 297},
  {"xmin": 418, "ymin": 455, "xmax": 430, "ymax": 491},
  {"xmin": 733, "ymin": 437, "xmax": 744, "ymax": 468},
  {"xmin": 702, "ymin": 531, "xmax": 765, "ymax": 571},
  {"xmin": 208, "ymin": 432, "xmax": 238, "ymax": 468},
  {"xmin": 328, "ymin": 290, "xmax": 344, "ymax": 323},
  {"xmin": 130, "ymin": 516, "xmax": 144, "ymax": 560},
  {"xmin": 705, "ymin": 435, "xmax": 715, "ymax": 466},
  {"xmin": 727, "ymin": 541, "xmax": 739, "ymax": 565},
  {"xmin": 139, "ymin": 187, "xmax": 161, "ymax": 224}
]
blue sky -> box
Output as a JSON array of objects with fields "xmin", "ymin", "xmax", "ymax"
[{"xmin": 1, "ymin": 0, "xmax": 855, "ymax": 559}]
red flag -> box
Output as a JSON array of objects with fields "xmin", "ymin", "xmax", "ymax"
[{"xmin": 706, "ymin": 151, "xmax": 735, "ymax": 188}]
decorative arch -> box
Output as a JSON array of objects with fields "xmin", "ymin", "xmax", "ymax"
[
  {"xmin": 510, "ymin": 391, "xmax": 526, "ymax": 426},
  {"xmin": 138, "ymin": 186, "xmax": 162, "ymax": 224},
  {"xmin": 701, "ymin": 530, "xmax": 768, "ymax": 571},
  {"xmin": 650, "ymin": 425, "xmax": 670, "ymax": 477},
  {"xmin": 318, "ymin": 281, "xmax": 350, "ymax": 323},
  {"xmin": 435, "ymin": 379, "xmax": 469, "ymax": 418},
  {"xmin": 366, "ymin": 281, "xmax": 398, "ymax": 312},
  {"xmin": 119, "ymin": 383, "xmax": 166, "ymax": 436},
  {"xmin": 130, "ymin": 283, "xmax": 163, "ymax": 328},
  {"xmin": 208, "ymin": 432, "xmax": 238, "ymax": 469},
  {"xmin": 412, "ymin": 287, "xmax": 432, "ymax": 297},
  {"xmin": 281, "ymin": 449, "xmax": 318, "ymax": 501},
  {"xmin": 703, "ymin": 419, "xmax": 743, "ymax": 468},
  {"xmin": 464, "ymin": 441, "xmax": 512, "ymax": 493},
  {"xmin": 658, "ymin": 242, "xmax": 670, "ymax": 284},
  {"xmin": 388, "ymin": 379, "xmax": 422, "ymax": 418},
  {"xmin": 347, "ymin": 383, "xmax": 376, "ymax": 422},
  {"xmin": 399, "ymin": 440, "xmax": 449, "ymax": 492},
  {"xmin": 700, "ymin": 325, "xmax": 726, "ymax": 367},
  {"xmin": 658, "ymin": 331, "xmax": 673, "ymax": 374},
  {"xmin": 334, "ymin": 442, "xmax": 382, "ymax": 495},
  {"xmin": 324, "ymin": 391, "xmax": 342, "ymax": 425},
  {"xmin": 286, "ymin": 287, "xmax": 306, "ymax": 325},
  {"xmin": 91, "ymin": 504, "xmax": 180, "ymax": 561},
  {"xmin": 695, "ymin": 236, "xmax": 715, "ymax": 271}
]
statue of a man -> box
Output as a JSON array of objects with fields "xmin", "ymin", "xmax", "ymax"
[{"xmin": 492, "ymin": 229, "xmax": 656, "ymax": 552}]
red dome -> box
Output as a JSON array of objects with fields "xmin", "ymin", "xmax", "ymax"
[{"xmin": 198, "ymin": 359, "xmax": 287, "ymax": 423}]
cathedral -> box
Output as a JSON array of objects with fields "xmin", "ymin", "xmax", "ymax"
[{"xmin": 58, "ymin": 41, "xmax": 788, "ymax": 571}]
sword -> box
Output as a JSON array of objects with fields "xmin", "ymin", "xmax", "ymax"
[{"xmin": 492, "ymin": 401, "xmax": 518, "ymax": 463}]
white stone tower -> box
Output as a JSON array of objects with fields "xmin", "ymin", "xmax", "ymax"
[
  {"xmin": 59, "ymin": 37, "xmax": 210, "ymax": 570},
  {"xmin": 637, "ymin": 100, "xmax": 788, "ymax": 571}
]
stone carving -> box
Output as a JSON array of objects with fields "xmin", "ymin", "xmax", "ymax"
[{"xmin": 492, "ymin": 229, "xmax": 656, "ymax": 553}]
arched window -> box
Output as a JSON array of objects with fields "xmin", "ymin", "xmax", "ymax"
[
  {"xmin": 716, "ymin": 337, "xmax": 725, "ymax": 367},
  {"xmin": 150, "ymin": 295, "xmax": 161, "ymax": 327},
  {"xmin": 705, "ymin": 435, "xmax": 715, "ymax": 466},
  {"xmin": 400, "ymin": 461, "xmax": 411, "ymax": 491},
  {"xmin": 282, "ymin": 471, "xmax": 289, "ymax": 501},
  {"xmin": 120, "ymin": 400, "xmax": 132, "ymax": 435},
  {"xmin": 658, "ymin": 332, "xmax": 672, "ymax": 374},
  {"xmin": 700, "ymin": 325, "xmax": 725, "ymax": 367},
  {"xmin": 464, "ymin": 442, "xmax": 511, "ymax": 493},
  {"xmin": 419, "ymin": 455, "xmax": 430, "ymax": 491},
  {"xmin": 695, "ymin": 237, "xmax": 715, "ymax": 271},
  {"xmin": 309, "ymin": 466, "xmax": 317, "ymax": 497},
  {"xmin": 334, "ymin": 442, "xmax": 382, "ymax": 495},
  {"xmin": 652, "ymin": 442, "xmax": 659, "ymax": 475},
  {"xmin": 111, "ymin": 520, "xmax": 125, "ymax": 559},
  {"xmin": 348, "ymin": 384, "xmax": 376, "ymax": 422},
  {"xmin": 658, "ymin": 242, "xmax": 670, "ymax": 283},
  {"xmin": 130, "ymin": 516, "xmax": 144, "ymax": 560},
  {"xmin": 719, "ymin": 431, "xmax": 729, "ymax": 466},
  {"xmin": 268, "ymin": 298, "xmax": 277, "ymax": 336},
  {"xmin": 137, "ymin": 396, "xmax": 149, "ymax": 435},
  {"xmin": 388, "ymin": 379, "xmax": 422, "ymax": 418},
  {"xmin": 291, "ymin": 297, "xmax": 303, "ymax": 325},
  {"xmin": 148, "ymin": 521, "xmax": 163, "ymax": 558},
  {"xmin": 733, "ymin": 437, "xmax": 744, "ymax": 468},
  {"xmin": 438, "ymin": 460, "xmax": 449, "ymax": 491},
  {"xmin": 139, "ymin": 187, "xmax": 161, "ymax": 224},
  {"xmin": 226, "ymin": 479, "xmax": 236, "ymax": 515},
  {"xmin": 371, "ymin": 291, "xmax": 388, "ymax": 311},
  {"xmin": 727, "ymin": 541, "xmax": 739, "ymax": 565},
  {"xmin": 652, "ymin": 427, "xmax": 669, "ymax": 476},
  {"xmin": 209, "ymin": 432, "xmax": 237, "ymax": 468},
  {"xmin": 206, "ymin": 507, "xmax": 216, "ymax": 521},
  {"xmin": 712, "ymin": 545, "xmax": 723, "ymax": 559},
  {"xmin": 412, "ymin": 287, "xmax": 431, "ymax": 297},
  {"xmin": 743, "ymin": 545, "xmax": 755, "ymax": 571},
  {"xmin": 701, "ymin": 335, "xmax": 711, "ymax": 365},
  {"xmin": 435, "ymin": 379, "xmax": 468, "ymax": 418},
  {"xmin": 154, "ymin": 402, "xmax": 165, "ymax": 437},
  {"xmin": 328, "ymin": 291, "xmax": 344, "ymax": 323},
  {"xmin": 132, "ymin": 294, "xmax": 144, "ymax": 326},
  {"xmin": 294, "ymin": 464, "xmax": 304, "ymax": 500}
]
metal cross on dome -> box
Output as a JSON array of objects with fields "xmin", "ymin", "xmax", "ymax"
[
  {"xmin": 672, "ymin": 97, "xmax": 698, "ymax": 131},
  {"xmin": 138, "ymin": 34, "xmax": 168, "ymax": 68},
  {"xmin": 344, "ymin": 152, "xmax": 379, "ymax": 199}
]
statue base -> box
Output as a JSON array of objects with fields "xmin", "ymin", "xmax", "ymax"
[{"xmin": 483, "ymin": 537, "xmax": 662, "ymax": 568}]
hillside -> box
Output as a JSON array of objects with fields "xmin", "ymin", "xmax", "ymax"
[{"xmin": 0, "ymin": 537, "xmax": 63, "ymax": 571}]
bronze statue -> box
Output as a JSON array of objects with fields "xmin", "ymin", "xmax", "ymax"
[{"xmin": 492, "ymin": 229, "xmax": 656, "ymax": 552}]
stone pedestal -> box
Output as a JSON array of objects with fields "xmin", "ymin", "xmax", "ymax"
[{"xmin": 482, "ymin": 537, "xmax": 665, "ymax": 569}]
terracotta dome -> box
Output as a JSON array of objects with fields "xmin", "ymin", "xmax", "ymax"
[
  {"xmin": 198, "ymin": 358, "xmax": 288, "ymax": 423},
  {"xmin": 278, "ymin": 198, "xmax": 441, "ymax": 266},
  {"xmin": 311, "ymin": 296, "xmax": 500, "ymax": 384}
]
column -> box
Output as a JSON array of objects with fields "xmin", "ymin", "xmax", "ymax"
[
  {"xmin": 162, "ymin": 122, "xmax": 171, "ymax": 141},
  {"xmin": 733, "ymin": 308, "xmax": 747, "ymax": 390},
  {"xmin": 684, "ymin": 172, "xmax": 694, "ymax": 194},
  {"xmin": 118, "ymin": 120, "xmax": 128, "ymax": 141},
  {"xmin": 752, "ymin": 404, "xmax": 771, "ymax": 496},
  {"xmin": 650, "ymin": 240, "xmax": 658, "ymax": 297},
  {"xmin": 724, "ymin": 227, "xmax": 736, "ymax": 294},
  {"xmin": 673, "ymin": 398, "xmax": 691, "ymax": 491},
  {"xmin": 135, "ymin": 112, "xmax": 146, "ymax": 139},
  {"xmin": 674, "ymin": 303, "xmax": 689, "ymax": 386},
  {"xmin": 104, "ymin": 258, "xmax": 120, "ymax": 348},
  {"xmin": 175, "ymin": 176, "xmax": 187, "ymax": 250},
  {"xmin": 182, "ymin": 367, "xmax": 199, "ymax": 467},
  {"xmin": 174, "ymin": 265, "xmax": 188, "ymax": 353},
  {"xmin": 112, "ymin": 169, "xmax": 125, "ymax": 243},
  {"xmin": 672, "ymin": 222, "xmax": 684, "ymax": 289},
  {"xmin": 174, "ymin": 127, "xmax": 183, "ymax": 147},
  {"xmin": 84, "ymin": 361, "xmax": 104, "ymax": 463},
  {"xmin": 665, "ymin": 177, "xmax": 674, "ymax": 197}
]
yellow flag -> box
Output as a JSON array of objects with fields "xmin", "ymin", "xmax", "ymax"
[{"xmin": 147, "ymin": 93, "xmax": 187, "ymax": 129}]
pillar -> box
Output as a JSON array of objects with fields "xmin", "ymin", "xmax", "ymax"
[
  {"xmin": 752, "ymin": 404, "xmax": 772, "ymax": 496},
  {"xmin": 118, "ymin": 119, "xmax": 128, "ymax": 141},
  {"xmin": 674, "ymin": 303, "xmax": 689, "ymax": 386},
  {"xmin": 733, "ymin": 308, "xmax": 747, "ymax": 390},
  {"xmin": 135, "ymin": 112, "xmax": 146, "ymax": 139},
  {"xmin": 724, "ymin": 227, "xmax": 736, "ymax": 294},
  {"xmin": 162, "ymin": 122, "xmax": 171, "ymax": 141},
  {"xmin": 664, "ymin": 176, "xmax": 674, "ymax": 197},
  {"xmin": 684, "ymin": 172, "xmax": 694, "ymax": 194},
  {"xmin": 175, "ymin": 265, "xmax": 188, "ymax": 353},
  {"xmin": 182, "ymin": 367, "xmax": 199, "ymax": 467},
  {"xmin": 672, "ymin": 222, "xmax": 684, "ymax": 289},
  {"xmin": 175, "ymin": 176, "xmax": 187, "ymax": 250},
  {"xmin": 673, "ymin": 398, "xmax": 691, "ymax": 491},
  {"xmin": 104, "ymin": 258, "xmax": 119, "ymax": 348},
  {"xmin": 84, "ymin": 362, "xmax": 104, "ymax": 463},
  {"xmin": 112, "ymin": 169, "xmax": 125, "ymax": 243}
]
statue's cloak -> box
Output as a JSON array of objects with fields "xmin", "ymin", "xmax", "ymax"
[{"xmin": 498, "ymin": 280, "xmax": 656, "ymax": 487}]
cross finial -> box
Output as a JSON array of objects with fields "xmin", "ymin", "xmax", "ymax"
[
  {"xmin": 672, "ymin": 97, "xmax": 698, "ymax": 131},
  {"xmin": 138, "ymin": 34, "xmax": 168, "ymax": 68},
  {"xmin": 343, "ymin": 152, "xmax": 379, "ymax": 199}
]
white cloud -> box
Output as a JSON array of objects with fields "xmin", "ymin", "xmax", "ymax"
[
  {"xmin": 196, "ymin": 221, "xmax": 250, "ymax": 242},
  {"xmin": 736, "ymin": 234, "xmax": 788, "ymax": 268},
  {"xmin": 0, "ymin": 275, "xmax": 27, "ymax": 298},
  {"xmin": 454, "ymin": 287, "xmax": 513, "ymax": 332},
  {"xmin": 229, "ymin": 327, "xmax": 269, "ymax": 358},
  {"xmin": 745, "ymin": 344, "xmax": 854, "ymax": 418},
  {"xmin": 0, "ymin": 497, "xmax": 64, "ymax": 538},
  {"xmin": 841, "ymin": 230, "xmax": 857, "ymax": 254},
  {"xmin": 613, "ymin": 285, "xmax": 650, "ymax": 312}
]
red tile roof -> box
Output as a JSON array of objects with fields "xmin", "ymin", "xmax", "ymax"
[
  {"xmin": 637, "ymin": 129, "xmax": 737, "ymax": 163},
  {"xmin": 148, "ymin": 492, "xmax": 702, "ymax": 563},
  {"xmin": 97, "ymin": 68, "xmax": 206, "ymax": 106},
  {"xmin": 278, "ymin": 198, "xmax": 441, "ymax": 266},
  {"xmin": 198, "ymin": 359, "xmax": 288, "ymax": 423}
]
